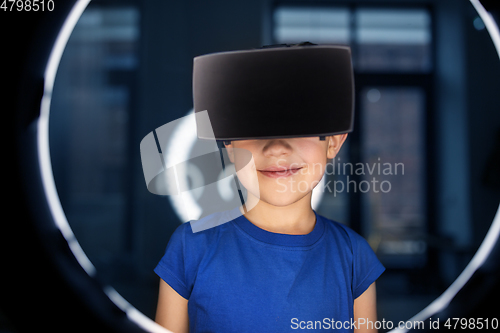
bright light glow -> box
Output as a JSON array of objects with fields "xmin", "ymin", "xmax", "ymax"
[
  {"xmin": 471, "ymin": 0, "xmax": 500, "ymax": 59},
  {"xmin": 38, "ymin": 1, "xmax": 171, "ymax": 332},
  {"xmin": 390, "ymin": 205, "xmax": 500, "ymax": 333},
  {"xmin": 43, "ymin": 1, "xmax": 89, "ymax": 94},
  {"xmin": 104, "ymin": 286, "xmax": 172, "ymax": 333},
  {"xmin": 38, "ymin": 0, "xmax": 95, "ymax": 275},
  {"xmin": 311, "ymin": 176, "xmax": 325, "ymax": 210}
]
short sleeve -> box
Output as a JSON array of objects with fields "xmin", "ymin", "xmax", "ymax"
[
  {"xmin": 154, "ymin": 223, "xmax": 190, "ymax": 299},
  {"xmin": 348, "ymin": 229, "xmax": 385, "ymax": 299}
]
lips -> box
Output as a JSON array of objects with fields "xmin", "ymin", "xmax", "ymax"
[{"xmin": 258, "ymin": 166, "xmax": 303, "ymax": 178}]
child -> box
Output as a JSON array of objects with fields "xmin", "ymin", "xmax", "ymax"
[{"xmin": 154, "ymin": 43, "xmax": 385, "ymax": 333}]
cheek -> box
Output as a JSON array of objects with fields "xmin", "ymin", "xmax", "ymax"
[
  {"xmin": 300, "ymin": 144, "xmax": 327, "ymax": 164},
  {"xmin": 304, "ymin": 164, "xmax": 326, "ymax": 181},
  {"xmin": 231, "ymin": 144, "xmax": 256, "ymax": 165}
]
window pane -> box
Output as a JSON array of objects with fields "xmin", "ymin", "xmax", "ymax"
[
  {"xmin": 360, "ymin": 87, "xmax": 427, "ymax": 268},
  {"xmin": 273, "ymin": 6, "xmax": 351, "ymax": 44},
  {"xmin": 355, "ymin": 8, "xmax": 432, "ymax": 72},
  {"xmin": 49, "ymin": 5, "xmax": 139, "ymax": 286}
]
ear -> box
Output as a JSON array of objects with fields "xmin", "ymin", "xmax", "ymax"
[{"xmin": 327, "ymin": 134, "xmax": 348, "ymax": 159}]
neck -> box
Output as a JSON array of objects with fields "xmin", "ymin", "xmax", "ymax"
[{"xmin": 240, "ymin": 192, "xmax": 316, "ymax": 235}]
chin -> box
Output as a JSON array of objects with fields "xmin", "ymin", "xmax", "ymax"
[{"xmin": 259, "ymin": 191, "xmax": 311, "ymax": 208}]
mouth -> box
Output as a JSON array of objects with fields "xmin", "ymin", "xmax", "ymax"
[{"xmin": 258, "ymin": 166, "xmax": 303, "ymax": 178}]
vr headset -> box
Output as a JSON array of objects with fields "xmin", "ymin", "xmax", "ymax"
[{"xmin": 193, "ymin": 43, "xmax": 355, "ymax": 143}]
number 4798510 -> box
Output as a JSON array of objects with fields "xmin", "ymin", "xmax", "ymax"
[
  {"xmin": 444, "ymin": 318, "xmax": 498, "ymax": 330},
  {"xmin": 1, "ymin": 0, "xmax": 54, "ymax": 12}
]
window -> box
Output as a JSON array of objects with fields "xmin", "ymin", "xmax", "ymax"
[
  {"xmin": 274, "ymin": 6, "xmax": 351, "ymax": 44},
  {"xmin": 356, "ymin": 8, "xmax": 432, "ymax": 72},
  {"xmin": 361, "ymin": 87, "xmax": 427, "ymax": 268},
  {"xmin": 274, "ymin": 5, "xmax": 432, "ymax": 72},
  {"xmin": 49, "ymin": 3, "xmax": 141, "ymax": 310}
]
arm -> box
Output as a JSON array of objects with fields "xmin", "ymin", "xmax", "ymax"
[
  {"xmin": 353, "ymin": 282, "xmax": 378, "ymax": 333},
  {"xmin": 155, "ymin": 279, "xmax": 189, "ymax": 333}
]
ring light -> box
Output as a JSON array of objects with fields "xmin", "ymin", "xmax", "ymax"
[{"xmin": 36, "ymin": 0, "xmax": 167, "ymax": 332}]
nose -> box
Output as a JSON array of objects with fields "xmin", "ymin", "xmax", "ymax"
[{"xmin": 262, "ymin": 139, "xmax": 293, "ymax": 158}]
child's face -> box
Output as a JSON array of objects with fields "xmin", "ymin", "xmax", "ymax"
[{"xmin": 225, "ymin": 135, "xmax": 347, "ymax": 207}]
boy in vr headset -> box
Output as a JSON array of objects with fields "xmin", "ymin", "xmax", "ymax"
[{"xmin": 154, "ymin": 42, "xmax": 385, "ymax": 332}]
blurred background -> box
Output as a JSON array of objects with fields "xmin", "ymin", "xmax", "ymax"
[{"xmin": 41, "ymin": 0, "xmax": 500, "ymax": 329}]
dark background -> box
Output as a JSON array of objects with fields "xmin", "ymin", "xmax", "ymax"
[{"xmin": 2, "ymin": 0, "xmax": 500, "ymax": 332}]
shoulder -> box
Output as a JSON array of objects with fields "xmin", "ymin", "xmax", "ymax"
[
  {"xmin": 316, "ymin": 213, "xmax": 375, "ymax": 257},
  {"xmin": 156, "ymin": 210, "xmax": 237, "ymax": 290},
  {"xmin": 323, "ymin": 217, "xmax": 385, "ymax": 299},
  {"xmin": 168, "ymin": 209, "xmax": 237, "ymax": 252},
  {"xmin": 316, "ymin": 216, "xmax": 380, "ymax": 266},
  {"xmin": 316, "ymin": 213, "xmax": 385, "ymax": 298}
]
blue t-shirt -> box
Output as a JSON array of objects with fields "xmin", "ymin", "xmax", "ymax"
[{"xmin": 155, "ymin": 208, "xmax": 385, "ymax": 332}]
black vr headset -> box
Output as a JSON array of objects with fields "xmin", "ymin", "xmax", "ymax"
[
  {"xmin": 140, "ymin": 43, "xmax": 354, "ymax": 200},
  {"xmin": 193, "ymin": 43, "xmax": 355, "ymax": 144}
]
